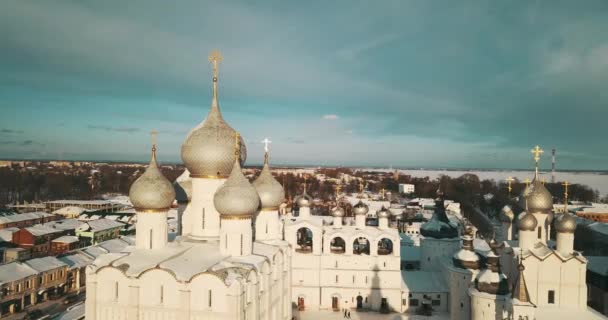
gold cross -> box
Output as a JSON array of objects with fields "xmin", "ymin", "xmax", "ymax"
[
  {"xmin": 531, "ymin": 145, "xmax": 544, "ymax": 163},
  {"xmin": 524, "ymin": 178, "xmax": 531, "ymax": 187},
  {"xmin": 150, "ymin": 129, "xmax": 158, "ymax": 146},
  {"xmin": 541, "ymin": 178, "xmax": 546, "ymax": 185},
  {"xmin": 506, "ymin": 176, "xmax": 514, "ymax": 194},
  {"xmin": 562, "ymin": 181, "xmax": 569, "ymax": 200},
  {"xmin": 208, "ymin": 50, "xmax": 223, "ymax": 80}
]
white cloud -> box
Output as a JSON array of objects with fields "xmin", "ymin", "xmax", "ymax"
[{"xmin": 322, "ymin": 114, "xmax": 339, "ymax": 120}]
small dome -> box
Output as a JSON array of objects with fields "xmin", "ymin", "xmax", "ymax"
[
  {"xmin": 295, "ymin": 192, "xmax": 312, "ymax": 208},
  {"xmin": 174, "ymin": 169, "xmax": 192, "ymax": 203},
  {"xmin": 499, "ymin": 205, "xmax": 514, "ymax": 223},
  {"xmin": 181, "ymin": 75, "xmax": 247, "ymax": 178},
  {"xmin": 353, "ymin": 200, "xmax": 369, "ymax": 216},
  {"xmin": 213, "ymin": 161, "xmax": 260, "ymax": 217},
  {"xmin": 377, "ymin": 206, "xmax": 390, "ymax": 218},
  {"xmin": 517, "ymin": 212, "xmax": 538, "ymax": 231},
  {"xmin": 524, "ymin": 179, "xmax": 553, "ymax": 213},
  {"xmin": 129, "ymin": 146, "xmax": 175, "ymax": 211},
  {"xmin": 252, "ymin": 158, "xmax": 285, "ymax": 210},
  {"xmin": 331, "ymin": 206, "xmax": 345, "ymax": 217},
  {"xmin": 555, "ymin": 213, "xmax": 577, "ymax": 233}
]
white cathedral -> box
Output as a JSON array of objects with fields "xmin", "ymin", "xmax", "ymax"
[{"xmin": 85, "ymin": 52, "xmax": 603, "ymax": 320}]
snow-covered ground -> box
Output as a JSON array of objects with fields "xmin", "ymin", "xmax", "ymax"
[{"xmin": 296, "ymin": 310, "xmax": 449, "ymax": 320}]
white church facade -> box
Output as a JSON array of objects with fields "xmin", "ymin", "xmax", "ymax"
[{"xmin": 84, "ymin": 52, "xmax": 603, "ymax": 320}]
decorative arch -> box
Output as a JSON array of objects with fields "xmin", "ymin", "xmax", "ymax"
[
  {"xmin": 329, "ymin": 236, "xmax": 346, "ymax": 254},
  {"xmin": 296, "ymin": 227, "xmax": 314, "ymax": 253},
  {"xmin": 352, "ymin": 236, "xmax": 370, "ymax": 255},
  {"xmin": 377, "ymin": 238, "xmax": 393, "ymax": 255}
]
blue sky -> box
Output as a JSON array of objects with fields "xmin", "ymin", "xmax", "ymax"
[{"xmin": 1, "ymin": 0, "xmax": 608, "ymax": 170}]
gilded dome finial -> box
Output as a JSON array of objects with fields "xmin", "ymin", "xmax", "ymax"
[
  {"xmin": 562, "ymin": 180, "xmax": 569, "ymax": 212},
  {"xmin": 150, "ymin": 129, "xmax": 158, "ymax": 163},
  {"xmin": 506, "ymin": 176, "xmax": 514, "ymax": 197},
  {"xmin": 530, "ymin": 145, "xmax": 544, "ymax": 179},
  {"xmin": 208, "ymin": 49, "xmax": 223, "ymax": 82},
  {"xmin": 262, "ymin": 138, "xmax": 271, "ymax": 165}
]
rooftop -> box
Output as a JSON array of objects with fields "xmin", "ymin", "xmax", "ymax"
[
  {"xmin": 0, "ymin": 262, "xmax": 37, "ymax": 285},
  {"xmin": 24, "ymin": 256, "xmax": 67, "ymax": 272}
]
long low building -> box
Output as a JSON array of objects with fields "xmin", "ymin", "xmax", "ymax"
[{"xmin": 0, "ymin": 212, "xmax": 62, "ymax": 230}]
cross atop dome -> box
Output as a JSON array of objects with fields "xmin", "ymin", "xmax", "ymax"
[
  {"xmin": 150, "ymin": 129, "xmax": 158, "ymax": 154},
  {"xmin": 208, "ymin": 49, "xmax": 223, "ymax": 82},
  {"xmin": 531, "ymin": 145, "xmax": 544, "ymax": 178}
]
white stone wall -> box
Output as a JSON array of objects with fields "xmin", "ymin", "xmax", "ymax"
[
  {"xmin": 135, "ymin": 211, "xmax": 168, "ymax": 250},
  {"xmin": 447, "ymin": 266, "xmax": 476, "ymax": 320},
  {"xmin": 469, "ymin": 289, "xmax": 507, "ymax": 320},
  {"xmin": 189, "ymin": 178, "xmax": 225, "ymax": 239}
]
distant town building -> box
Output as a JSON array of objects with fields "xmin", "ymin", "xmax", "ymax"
[
  {"xmin": 0, "ymin": 212, "xmax": 61, "ymax": 230},
  {"xmin": 2, "ymin": 247, "xmax": 31, "ymax": 263},
  {"xmin": 76, "ymin": 219, "xmax": 123, "ymax": 245},
  {"xmin": 44, "ymin": 200, "xmax": 123, "ymax": 213},
  {"xmin": 12, "ymin": 225, "xmax": 67, "ymax": 257},
  {"xmin": 399, "ymin": 184, "xmax": 415, "ymax": 194},
  {"xmin": 51, "ymin": 236, "xmax": 82, "ymax": 255},
  {"xmin": 576, "ymin": 204, "xmax": 608, "ymax": 223}
]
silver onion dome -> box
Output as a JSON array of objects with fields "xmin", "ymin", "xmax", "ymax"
[
  {"xmin": 524, "ymin": 179, "xmax": 553, "ymax": 213},
  {"xmin": 377, "ymin": 206, "xmax": 390, "ymax": 218},
  {"xmin": 214, "ymin": 160, "xmax": 260, "ymax": 217},
  {"xmin": 499, "ymin": 205, "xmax": 514, "ymax": 223},
  {"xmin": 181, "ymin": 64, "xmax": 247, "ymax": 178},
  {"xmin": 129, "ymin": 144, "xmax": 175, "ymax": 211},
  {"xmin": 331, "ymin": 206, "xmax": 345, "ymax": 217},
  {"xmin": 252, "ymin": 155, "xmax": 285, "ymax": 210},
  {"xmin": 353, "ymin": 200, "xmax": 369, "ymax": 216},
  {"xmin": 517, "ymin": 212, "xmax": 538, "ymax": 231},
  {"xmin": 555, "ymin": 213, "xmax": 577, "ymax": 233},
  {"xmin": 296, "ymin": 192, "xmax": 312, "ymax": 208}
]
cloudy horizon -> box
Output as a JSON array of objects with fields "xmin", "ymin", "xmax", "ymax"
[{"xmin": 2, "ymin": 1, "xmax": 608, "ymax": 170}]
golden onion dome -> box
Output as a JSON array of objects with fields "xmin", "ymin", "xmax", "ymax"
[
  {"xmin": 555, "ymin": 213, "xmax": 577, "ymax": 233},
  {"xmin": 524, "ymin": 179, "xmax": 553, "ymax": 213},
  {"xmin": 129, "ymin": 143, "xmax": 175, "ymax": 211},
  {"xmin": 181, "ymin": 60, "xmax": 247, "ymax": 178},
  {"xmin": 213, "ymin": 160, "xmax": 260, "ymax": 217},
  {"xmin": 353, "ymin": 200, "xmax": 369, "ymax": 216},
  {"xmin": 517, "ymin": 212, "xmax": 538, "ymax": 231},
  {"xmin": 252, "ymin": 154, "xmax": 285, "ymax": 210}
]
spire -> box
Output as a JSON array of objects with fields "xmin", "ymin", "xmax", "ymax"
[
  {"xmin": 234, "ymin": 131, "xmax": 241, "ymax": 159},
  {"xmin": 207, "ymin": 49, "xmax": 224, "ymax": 123},
  {"xmin": 150, "ymin": 129, "xmax": 158, "ymax": 167},
  {"xmin": 530, "ymin": 145, "xmax": 544, "ymax": 180},
  {"xmin": 262, "ymin": 138, "xmax": 271, "ymax": 165},
  {"xmin": 512, "ymin": 256, "xmax": 530, "ymax": 302}
]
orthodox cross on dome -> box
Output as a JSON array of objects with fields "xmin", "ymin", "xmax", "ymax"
[
  {"xmin": 524, "ymin": 178, "xmax": 531, "ymax": 187},
  {"xmin": 530, "ymin": 145, "xmax": 544, "ymax": 178},
  {"xmin": 208, "ymin": 50, "xmax": 223, "ymax": 81},
  {"xmin": 150, "ymin": 129, "xmax": 158, "ymax": 153},
  {"xmin": 506, "ymin": 176, "xmax": 514, "ymax": 196}
]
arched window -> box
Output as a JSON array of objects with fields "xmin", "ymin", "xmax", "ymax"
[
  {"xmin": 377, "ymin": 238, "xmax": 393, "ymax": 255},
  {"xmin": 329, "ymin": 237, "xmax": 345, "ymax": 254},
  {"xmin": 353, "ymin": 237, "xmax": 370, "ymax": 255},
  {"xmin": 296, "ymin": 227, "xmax": 313, "ymax": 253}
]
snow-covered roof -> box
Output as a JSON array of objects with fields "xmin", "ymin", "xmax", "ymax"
[
  {"xmin": 59, "ymin": 252, "xmax": 93, "ymax": 269},
  {"xmin": 25, "ymin": 256, "xmax": 67, "ymax": 273},
  {"xmin": 52, "ymin": 236, "xmax": 80, "ymax": 244},
  {"xmin": 0, "ymin": 227, "xmax": 19, "ymax": 241},
  {"xmin": 323, "ymin": 224, "xmax": 399, "ymax": 240},
  {"xmin": 83, "ymin": 246, "xmax": 109, "ymax": 258},
  {"xmin": 97, "ymin": 238, "xmax": 131, "ymax": 253},
  {"xmin": 25, "ymin": 225, "xmax": 64, "ymax": 236},
  {"xmin": 0, "ymin": 212, "xmax": 53, "ymax": 224},
  {"xmin": 0, "ymin": 262, "xmax": 38, "ymax": 285},
  {"xmin": 44, "ymin": 219, "xmax": 84, "ymax": 231},
  {"xmin": 401, "ymin": 271, "xmax": 448, "ymax": 293},
  {"xmin": 53, "ymin": 206, "xmax": 89, "ymax": 217},
  {"xmin": 79, "ymin": 219, "xmax": 124, "ymax": 232}
]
